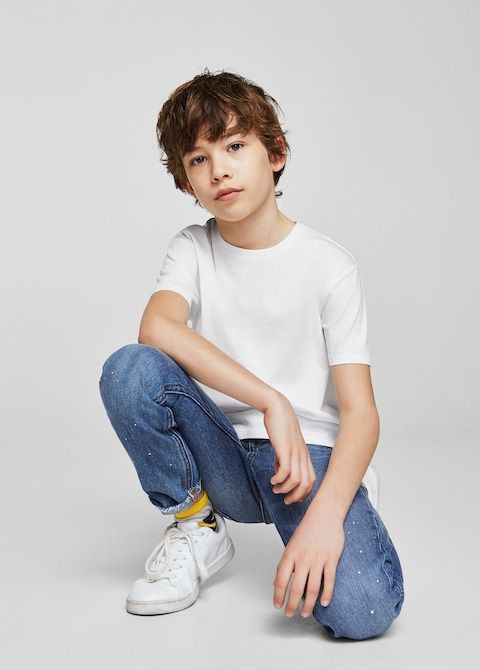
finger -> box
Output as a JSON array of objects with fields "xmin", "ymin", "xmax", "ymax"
[
  {"xmin": 307, "ymin": 456, "xmax": 317, "ymax": 486},
  {"xmin": 271, "ymin": 458, "xmax": 279, "ymax": 484},
  {"xmin": 273, "ymin": 556, "xmax": 294, "ymax": 609},
  {"xmin": 271, "ymin": 453, "xmax": 291, "ymax": 485},
  {"xmin": 301, "ymin": 568, "xmax": 323, "ymax": 618},
  {"xmin": 274, "ymin": 448, "xmax": 300, "ymax": 494},
  {"xmin": 319, "ymin": 560, "xmax": 338, "ymax": 607},
  {"xmin": 285, "ymin": 451, "xmax": 301, "ymax": 496},
  {"xmin": 285, "ymin": 457, "xmax": 310, "ymax": 504},
  {"xmin": 301, "ymin": 445, "xmax": 317, "ymax": 488},
  {"xmin": 284, "ymin": 564, "xmax": 309, "ymax": 617},
  {"xmin": 301, "ymin": 457, "xmax": 312, "ymax": 497}
]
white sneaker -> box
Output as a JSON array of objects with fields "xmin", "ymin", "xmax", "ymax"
[
  {"xmin": 361, "ymin": 464, "xmax": 380, "ymax": 511},
  {"xmin": 126, "ymin": 510, "xmax": 235, "ymax": 615}
]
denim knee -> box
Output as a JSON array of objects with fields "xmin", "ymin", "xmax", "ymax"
[
  {"xmin": 313, "ymin": 584, "xmax": 404, "ymax": 640},
  {"xmin": 98, "ymin": 343, "xmax": 159, "ymax": 412}
]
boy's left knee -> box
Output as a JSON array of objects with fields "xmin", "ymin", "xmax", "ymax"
[
  {"xmin": 313, "ymin": 609, "xmax": 393, "ymax": 640},
  {"xmin": 312, "ymin": 587, "xmax": 404, "ymax": 640}
]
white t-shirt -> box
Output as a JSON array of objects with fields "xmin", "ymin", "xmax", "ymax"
[{"xmin": 152, "ymin": 217, "xmax": 371, "ymax": 447}]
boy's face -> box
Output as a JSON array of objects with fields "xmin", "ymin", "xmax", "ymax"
[{"xmin": 181, "ymin": 117, "xmax": 285, "ymax": 220}]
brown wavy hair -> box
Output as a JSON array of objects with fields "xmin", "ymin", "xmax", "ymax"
[{"xmin": 156, "ymin": 68, "xmax": 291, "ymax": 206}]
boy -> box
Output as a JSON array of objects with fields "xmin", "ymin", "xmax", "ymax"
[{"xmin": 99, "ymin": 69, "xmax": 404, "ymax": 640}]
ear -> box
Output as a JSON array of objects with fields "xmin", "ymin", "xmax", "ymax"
[{"xmin": 270, "ymin": 136, "xmax": 287, "ymax": 172}]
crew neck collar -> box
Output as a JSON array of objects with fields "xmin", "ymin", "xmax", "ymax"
[{"xmin": 211, "ymin": 218, "xmax": 300, "ymax": 257}]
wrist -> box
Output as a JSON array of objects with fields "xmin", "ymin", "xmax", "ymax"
[
  {"xmin": 306, "ymin": 491, "xmax": 347, "ymax": 525},
  {"xmin": 261, "ymin": 388, "xmax": 286, "ymax": 414}
]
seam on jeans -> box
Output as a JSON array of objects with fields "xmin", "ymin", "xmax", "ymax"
[
  {"xmin": 359, "ymin": 486, "xmax": 395, "ymax": 590},
  {"xmin": 393, "ymin": 583, "xmax": 405, "ymax": 616},
  {"xmin": 167, "ymin": 421, "xmax": 198, "ymax": 494},
  {"xmin": 153, "ymin": 384, "xmax": 184, "ymax": 406},
  {"xmin": 163, "ymin": 388, "xmax": 241, "ymax": 444},
  {"xmin": 152, "ymin": 389, "xmax": 167, "ymax": 404},
  {"xmin": 152, "ymin": 383, "xmax": 185, "ymax": 405},
  {"xmin": 246, "ymin": 448, "xmax": 273, "ymax": 525}
]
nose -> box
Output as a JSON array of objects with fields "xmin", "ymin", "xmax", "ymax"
[{"xmin": 210, "ymin": 155, "xmax": 232, "ymax": 182}]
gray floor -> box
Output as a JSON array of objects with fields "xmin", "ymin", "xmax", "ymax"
[{"xmin": 3, "ymin": 425, "xmax": 476, "ymax": 669}]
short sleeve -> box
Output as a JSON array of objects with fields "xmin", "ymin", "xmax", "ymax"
[
  {"xmin": 321, "ymin": 263, "xmax": 372, "ymax": 366},
  {"xmin": 152, "ymin": 229, "xmax": 199, "ymax": 314}
]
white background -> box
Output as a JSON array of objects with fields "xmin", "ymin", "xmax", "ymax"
[{"xmin": 1, "ymin": 0, "xmax": 478, "ymax": 667}]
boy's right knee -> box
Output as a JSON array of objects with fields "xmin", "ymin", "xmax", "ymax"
[
  {"xmin": 100, "ymin": 343, "xmax": 141, "ymax": 379},
  {"xmin": 99, "ymin": 343, "xmax": 157, "ymax": 393},
  {"xmin": 98, "ymin": 343, "xmax": 178, "ymax": 396}
]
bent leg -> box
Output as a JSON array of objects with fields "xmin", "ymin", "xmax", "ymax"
[
  {"xmin": 99, "ymin": 343, "xmax": 270, "ymax": 524},
  {"xmin": 247, "ymin": 440, "xmax": 405, "ymax": 639}
]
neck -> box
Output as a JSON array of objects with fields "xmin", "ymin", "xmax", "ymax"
[{"xmin": 215, "ymin": 211, "xmax": 296, "ymax": 250}]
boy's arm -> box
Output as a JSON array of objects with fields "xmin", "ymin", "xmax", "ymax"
[
  {"xmin": 304, "ymin": 363, "xmax": 380, "ymax": 524},
  {"xmin": 139, "ymin": 291, "xmax": 318, "ymax": 506},
  {"xmin": 138, "ymin": 312, "xmax": 281, "ymax": 415}
]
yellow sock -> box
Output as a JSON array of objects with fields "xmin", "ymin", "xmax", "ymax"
[{"xmin": 174, "ymin": 489, "xmax": 210, "ymax": 520}]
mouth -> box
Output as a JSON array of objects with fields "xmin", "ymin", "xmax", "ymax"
[{"xmin": 216, "ymin": 189, "xmax": 243, "ymax": 202}]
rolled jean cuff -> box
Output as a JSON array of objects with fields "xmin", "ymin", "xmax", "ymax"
[{"xmin": 157, "ymin": 482, "xmax": 204, "ymax": 515}]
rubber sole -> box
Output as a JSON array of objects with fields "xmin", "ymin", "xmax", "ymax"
[{"xmin": 126, "ymin": 537, "xmax": 235, "ymax": 615}]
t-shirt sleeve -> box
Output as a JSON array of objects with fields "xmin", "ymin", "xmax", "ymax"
[
  {"xmin": 321, "ymin": 263, "xmax": 372, "ymax": 366},
  {"xmin": 152, "ymin": 229, "xmax": 199, "ymax": 314}
]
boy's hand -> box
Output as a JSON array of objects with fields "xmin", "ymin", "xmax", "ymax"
[
  {"xmin": 273, "ymin": 510, "xmax": 345, "ymax": 617},
  {"xmin": 263, "ymin": 394, "xmax": 317, "ymax": 504}
]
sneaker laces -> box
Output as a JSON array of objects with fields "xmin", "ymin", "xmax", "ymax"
[{"xmin": 144, "ymin": 521, "xmax": 210, "ymax": 585}]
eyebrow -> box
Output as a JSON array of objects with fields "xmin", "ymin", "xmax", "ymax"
[{"xmin": 186, "ymin": 128, "xmax": 244, "ymax": 156}]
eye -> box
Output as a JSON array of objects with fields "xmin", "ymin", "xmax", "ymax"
[
  {"xmin": 228, "ymin": 142, "xmax": 244, "ymax": 153},
  {"xmin": 189, "ymin": 142, "xmax": 244, "ymax": 166}
]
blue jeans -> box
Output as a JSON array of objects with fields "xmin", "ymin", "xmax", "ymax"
[{"xmin": 99, "ymin": 343, "xmax": 405, "ymax": 639}]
